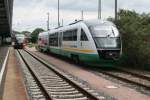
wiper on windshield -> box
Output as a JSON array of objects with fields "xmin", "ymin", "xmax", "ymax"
[{"xmin": 111, "ymin": 27, "xmax": 115, "ymax": 36}]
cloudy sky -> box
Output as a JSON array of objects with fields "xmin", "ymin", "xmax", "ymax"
[{"xmin": 12, "ymin": 0, "xmax": 150, "ymax": 32}]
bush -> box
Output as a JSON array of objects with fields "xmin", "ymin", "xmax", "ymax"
[
  {"xmin": 30, "ymin": 28, "xmax": 44, "ymax": 43},
  {"xmin": 112, "ymin": 9, "xmax": 150, "ymax": 68}
]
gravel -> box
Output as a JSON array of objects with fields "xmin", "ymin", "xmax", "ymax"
[
  {"xmin": 19, "ymin": 50, "xmax": 116, "ymax": 100},
  {"xmin": 91, "ymin": 70, "xmax": 150, "ymax": 96},
  {"xmin": 15, "ymin": 50, "xmax": 46, "ymax": 100}
]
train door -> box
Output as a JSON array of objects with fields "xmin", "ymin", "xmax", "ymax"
[
  {"xmin": 58, "ymin": 31, "xmax": 63, "ymax": 54},
  {"xmin": 79, "ymin": 28, "xmax": 89, "ymax": 51}
]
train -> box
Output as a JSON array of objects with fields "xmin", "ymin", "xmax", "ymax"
[
  {"xmin": 13, "ymin": 34, "xmax": 25, "ymax": 49},
  {"xmin": 37, "ymin": 19, "xmax": 122, "ymax": 67}
]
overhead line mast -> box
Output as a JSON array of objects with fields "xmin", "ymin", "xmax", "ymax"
[
  {"xmin": 47, "ymin": 12, "xmax": 50, "ymax": 31},
  {"xmin": 81, "ymin": 10, "xmax": 84, "ymax": 20},
  {"xmin": 58, "ymin": 0, "xmax": 60, "ymax": 27},
  {"xmin": 115, "ymin": 0, "xmax": 118, "ymax": 21},
  {"xmin": 98, "ymin": 0, "xmax": 101, "ymax": 19}
]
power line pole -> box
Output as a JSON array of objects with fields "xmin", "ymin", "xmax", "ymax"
[
  {"xmin": 58, "ymin": 0, "xmax": 60, "ymax": 27},
  {"xmin": 62, "ymin": 19, "xmax": 63, "ymax": 26},
  {"xmin": 81, "ymin": 10, "xmax": 84, "ymax": 20},
  {"xmin": 98, "ymin": 0, "xmax": 101, "ymax": 19},
  {"xmin": 115, "ymin": 0, "xmax": 118, "ymax": 21},
  {"xmin": 47, "ymin": 12, "xmax": 50, "ymax": 31}
]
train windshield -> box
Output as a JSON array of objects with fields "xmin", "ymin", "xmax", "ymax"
[
  {"xmin": 94, "ymin": 37, "xmax": 121, "ymax": 49},
  {"xmin": 89, "ymin": 25, "xmax": 121, "ymax": 49},
  {"xmin": 89, "ymin": 25, "xmax": 119, "ymax": 37},
  {"xmin": 16, "ymin": 35, "xmax": 25, "ymax": 43}
]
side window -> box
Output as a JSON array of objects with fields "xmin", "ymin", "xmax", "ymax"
[
  {"xmin": 63, "ymin": 31, "xmax": 69, "ymax": 41},
  {"xmin": 63, "ymin": 29, "xmax": 77, "ymax": 41},
  {"xmin": 81, "ymin": 29, "xmax": 88, "ymax": 41},
  {"xmin": 72, "ymin": 29, "xmax": 77, "ymax": 41},
  {"xmin": 49, "ymin": 33, "xmax": 58, "ymax": 46}
]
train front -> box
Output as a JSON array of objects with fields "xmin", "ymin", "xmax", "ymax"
[
  {"xmin": 14, "ymin": 34, "xmax": 25, "ymax": 49},
  {"xmin": 89, "ymin": 21, "xmax": 122, "ymax": 66}
]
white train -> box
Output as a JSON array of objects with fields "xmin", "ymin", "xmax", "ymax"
[
  {"xmin": 38, "ymin": 20, "xmax": 122, "ymax": 67},
  {"xmin": 14, "ymin": 34, "xmax": 25, "ymax": 49}
]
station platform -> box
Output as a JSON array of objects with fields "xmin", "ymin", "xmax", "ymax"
[
  {"xmin": 0, "ymin": 46, "xmax": 9, "ymax": 71},
  {"xmin": 1, "ymin": 47, "xmax": 28, "ymax": 100}
]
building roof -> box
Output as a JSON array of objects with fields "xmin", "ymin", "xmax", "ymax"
[{"xmin": 0, "ymin": 0, "xmax": 13, "ymax": 37}]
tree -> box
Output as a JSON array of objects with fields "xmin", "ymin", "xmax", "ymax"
[
  {"xmin": 30, "ymin": 28, "xmax": 44, "ymax": 43},
  {"xmin": 108, "ymin": 9, "xmax": 150, "ymax": 68},
  {"xmin": 21, "ymin": 31, "xmax": 31, "ymax": 35}
]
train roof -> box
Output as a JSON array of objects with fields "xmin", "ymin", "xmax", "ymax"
[
  {"xmin": 83, "ymin": 19, "xmax": 115, "ymax": 27},
  {"xmin": 50, "ymin": 19, "xmax": 115, "ymax": 31},
  {"xmin": 15, "ymin": 34, "xmax": 25, "ymax": 37},
  {"xmin": 39, "ymin": 19, "xmax": 116, "ymax": 35},
  {"xmin": 39, "ymin": 31, "xmax": 49, "ymax": 36}
]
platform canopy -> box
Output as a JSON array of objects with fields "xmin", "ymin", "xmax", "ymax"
[{"xmin": 0, "ymin": 0, "xmax": 13, "ymax": 37}]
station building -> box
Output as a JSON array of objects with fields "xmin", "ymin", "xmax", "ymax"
[{"xmin": 0, "ymin": 0, "xmax": 13, "ymax": 45}]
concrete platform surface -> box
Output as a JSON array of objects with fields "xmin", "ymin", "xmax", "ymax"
[
  {"xmin": 2, "ymin": 48, "xmax": 28, "ymax": 100},
  {"xmin": 0, "ymin": 46, "xmax": 8, "ymax": 71}
]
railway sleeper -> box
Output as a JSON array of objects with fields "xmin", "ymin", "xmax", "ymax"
[
  {"xmin": 50, "ymin": 91, "xmax": 80, "ymax": 96},
  {"xmin": 55, "ymin": 97, "xmax": 88, "ymax": 100},
  {"xmin": 45, "ymin": 85, "xmax": 72, "ymax": 89},
  {"xmin": 43, "ymin": 84, "xmax": 70, "ymax": 87},
  {"xmin": 47, "ymin": 88, "xmax": 76, "ymax": 92},
  {"xmin": 51, "ymin": 93, "xmax": 85, "ymax": 99}
]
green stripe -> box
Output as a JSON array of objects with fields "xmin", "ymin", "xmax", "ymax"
[{"xmin": 49, "ymin": 47, "xmax": 116, "ymax": 67}]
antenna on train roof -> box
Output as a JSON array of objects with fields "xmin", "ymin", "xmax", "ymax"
[
  {"xmin": 69, "ymin": 20, "xmax": 83, "ymax": 25},
  {"xmin": 55, "ymin": 26, "xmax": 63, "ymax": 29}
]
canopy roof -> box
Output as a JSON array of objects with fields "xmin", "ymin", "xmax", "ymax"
[{"xmin": 0, "ymin": 0, "xmax": 13, "ymax": 37}]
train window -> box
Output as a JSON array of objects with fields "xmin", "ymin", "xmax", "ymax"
[
  {"xmin": 81, "ymin": 29, "xmax": 88, "ymax": 41},
  {"xmin": 63, "ymin": 31, "xmax": 69, "ymax": 41},
  {"xmin": 72, "ymin": 29, "xmax": 77, "ymax": 41},
  {"xmin": 49, "ymin": 33, "xmax": 58, "ymax": 46},
  {"xmin": 63, "ymin": 29, "xmax": 77, "ymax": 41}
]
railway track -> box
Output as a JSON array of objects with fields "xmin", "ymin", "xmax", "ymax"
[
  {"xmin": 114, "ymin": 67, "xmax": 150, "ymax": 81},
  {"xmin": 17, "ymin": 49, "xmax": 110, "ymax": 100},
  {"xmin": 96, "ymin": 68, "xmax": 150, "ymax": 90}
]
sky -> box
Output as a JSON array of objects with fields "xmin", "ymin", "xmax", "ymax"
[{"xmin": 12, "ymin": 0, "xmax": 150, "ymax": 32}]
